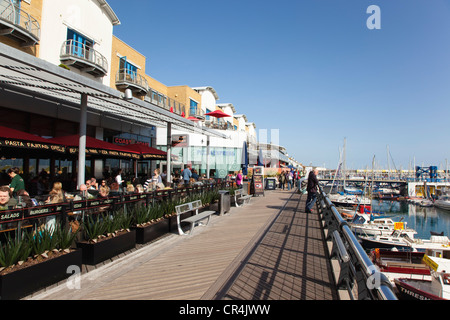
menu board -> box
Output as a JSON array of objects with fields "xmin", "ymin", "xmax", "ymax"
[{"xmin": 252, "ymin": 175, "xmax": 265, "ymax": 196}]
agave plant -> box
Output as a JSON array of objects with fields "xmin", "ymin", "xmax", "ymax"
[
  {"xmin": 0, "ymin": 235, "xmax": 32, "ymax": 269},
  {"xmin": 82, "ymin": 214, "xmax": 108, "ymax": 242},
  {"xmin": 27, "ymin": 227, "xmax": 59, "ymax": 257}
]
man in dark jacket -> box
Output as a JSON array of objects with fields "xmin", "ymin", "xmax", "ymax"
[{"xmin": 305, "ymin": 168, "xmax": 319, "ymax": 213}]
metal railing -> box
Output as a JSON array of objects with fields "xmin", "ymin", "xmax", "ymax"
[
  {"xmin": 60, "ymin": 40, "xmax": 108, "ymax": 74},
  {"xmin": 0, "ymin": 0, "xmax": 40, "ymax": 41},
  {"xmin": 145, "ymin": 89, "xmax": 186, "ymax": 116},
  {"xmin": 317, "ymin": 187, "xmax": 398, "ymax": 300},
  {"xmin": 116, "ymin": 68, "xmax": 149, "ymax": 93}
]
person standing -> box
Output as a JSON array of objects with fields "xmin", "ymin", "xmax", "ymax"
[
  {"xmin": 236, "ymin": 170, "xmax": 243, "ymax": 189},
  {"xmin": 182, "ymin": 165, "xmax": 192, "ymax": 186},
  {"xmin": 115, "ymin": 169, "xmax": 123, "ymax": 191},
  {"xmin": 280, "ymin": 170, "xmax": 286, "ymax": 190},
  {"xmin": 305, "ymin": 168, "xmax": 319, "ymax": 213},
  {"xmin": 7, "ymin": 167, "xmax": 25, "ymax": 196}
]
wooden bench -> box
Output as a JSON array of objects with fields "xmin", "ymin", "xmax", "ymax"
[
  {"xmin": 234, "ymin": 189, "xmax": 252, "ymax": 207},
  {"xmin": 175, "ymin": 200, "xmax": 216, "ymax": 235}
]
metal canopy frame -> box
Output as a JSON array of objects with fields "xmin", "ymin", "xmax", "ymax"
[{"xmin": 0, "ymin": 42, "xmax": 227, "ymax": 139}]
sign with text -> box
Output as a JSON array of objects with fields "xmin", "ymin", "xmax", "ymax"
[{"xmin": 252, "ymin": 175, "xmax": 264, "ymax": 196}]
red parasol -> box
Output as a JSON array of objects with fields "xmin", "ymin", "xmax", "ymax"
[{"xmin": 204, "ymin": 110, "xmax": 231, "ymax": 118}]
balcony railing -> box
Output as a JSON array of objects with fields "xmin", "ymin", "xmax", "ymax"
[
  {"xmin": 0, "ymin": 0, "xmax": 40, "ymax": 46},
  {"xmin": 60, "ymin": 40, "xmax": 108, "ymax": 77},
  {"xmin": 116, "ymin": 68, "xmax": 149, "ymax": 95},
  {"xmin": 144, "ymin": 89, "xmax": 186, "ymax": 117},
  {"xmin": 189, "ymin": 107, "xmax": 205, "ymax": 119}
]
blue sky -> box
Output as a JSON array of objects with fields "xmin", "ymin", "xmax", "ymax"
[{"xmin": 107, "ymin": 0, "xmax": 450, "ymax": 170}]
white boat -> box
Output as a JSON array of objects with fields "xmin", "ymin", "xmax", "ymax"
[
  {"xmin": 328, "ymin": 193, "xmax": 371, "ymax": 207},
  {"xmin": 360, "ymin": 230, "xmax": 450, "ymax": 252},
  {"xmin": 350, "ymin": 213, "xmax": 417, "ymax": 238},
  {"xmin": 408, "ymin": 197, "xmax": 434, "ymax": 207},
  {"xmin": 434, "ymin": 194, "xmax": 450, "ymax": 211},
  {"xmin": 394, "ymin": 255, "xmax": 450, "ymax": 300}
]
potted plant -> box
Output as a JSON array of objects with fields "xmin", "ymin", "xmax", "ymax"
[
  {"xmin": 76, "ymin": 209, "xmax": 136, "ymax": 265},
  {"xmin": 131, "ymin": 202, "xmax": 170, "ymax": 244},
  {"xmin": 0, "ymin": 226, "xmax": 81, "ymax": 300}
]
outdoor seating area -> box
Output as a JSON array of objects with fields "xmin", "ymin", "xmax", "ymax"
[{"xmin": 0, "ymin": 182, "xmax": 226, "ymax": 300}]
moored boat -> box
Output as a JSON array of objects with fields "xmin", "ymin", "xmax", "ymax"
[
  {"xmin": 350, "ymin": 213, "xmax": 417, "ymax": 238},
  {"xmin": 434, "ymin": 194, "xmax": 450, "ymax": 211},
  {"xmin": 370, "ymin": 249, "xmax": 431, "ymax": 285},
  {"xmin": 394, "ymin": 256, "xmax": 450, "ymax": 300},
  {"xmin": 360, "ymin": 230, "xmax": 450, "ymax": 252}
]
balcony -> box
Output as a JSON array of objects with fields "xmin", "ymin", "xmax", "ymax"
[
  {"xmin": 189, "ymin": 107, "xmax": 204, "ymax": 120},
  {"xmin": 145, "ymin": 89, "xmax": 186, "ymax": 117},
  {"xmin": 0, "ymin": 0, "xmax": 40, "ymax": 47},
  {"xmin": 60, "ymin": 40, "xmax": 108, "ymax": 77},
  {"xmin": 115, "ymin": 68, "xmax": 149, "ymax": 96}
]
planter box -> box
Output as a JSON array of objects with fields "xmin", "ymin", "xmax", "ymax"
[
  {"xmin": 168, "ymin": 211, "xmax": 193, "ymax": 233},
  {"xmin": 0, "ymin": 249, "xmax": 82, "ymax": 300},
  {"xmin": 132, "ymin": 219, "xmax": 169, "ymax": 244},
  {"xmin": 76, "ymin": 229, "xmax": 136, "ymax": 265}
]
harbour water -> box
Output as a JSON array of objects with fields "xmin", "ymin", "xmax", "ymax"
[{"xmin": 371, "ymin": 200, "xmax": 450, "ymax": 239}]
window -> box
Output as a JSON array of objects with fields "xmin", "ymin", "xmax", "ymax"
[
  {"xmin": 190, "ymin": 99, "xmax": 198, "ymax": 116},
  {"xmin": 205, "ymin": 108, "xmax": 211, "ymax": 120},
  {"xmin": 119, "ymin": 56, "xmax": 137, "ymax": 79},
  {"xmin": 67, "ymin": 29, "xmax": 93, "ymax": 58}
]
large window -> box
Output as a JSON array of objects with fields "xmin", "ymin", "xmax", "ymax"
[
  {"xmin": 119, "ymin": 56, "xmax": 138, "ymax": 79},
  {"xmin": 67, "ymin": 28, "xmax": 93, "ymax": 58}
]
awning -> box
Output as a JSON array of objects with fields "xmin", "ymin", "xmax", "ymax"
[
  {"xmin": 47, "ymin": 135, "xmax": 141, "ymax": 159},
  {"xmin": 0, "ymin": 125, "xmax": 66, "ymax": 153},
  {"xmin": 125, "ymin": 143, "xmax": 167, "ymax": 160}
]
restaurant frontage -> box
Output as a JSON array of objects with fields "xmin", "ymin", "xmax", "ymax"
[{"xmin": 0, "ymin": 42, "xmax": 226, "ymax": 195}]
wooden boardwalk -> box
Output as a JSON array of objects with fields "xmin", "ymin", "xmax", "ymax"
[{"xmin": 28, "ymin": 189, "xmax": 338, "ymax": 300}]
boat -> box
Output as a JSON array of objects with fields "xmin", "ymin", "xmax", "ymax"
[
  {"xmin": 344, "ymin": 186, "xmax": 363, "ymax": 195},
  {"xmin": 408, "ymin": 196, "xmax": 434, "ymax": 207},
  {"xmin": 394, "ymin": 255, "xmax": 450, "ymax": 300},
  {"xmin": 350, "ymin": 213, "xmax": 417, "ymax": 238},
  {"xmin": 328, "ymin": 192, "xmax": 371, "ymax": 207},
  {"xmin": 360, "ymin": 230, "xmax": 450, "ymax": 252},
  {"xmin": 434, "ymin": 194, "xmax": 450, "ymax": 211},
  {"xmin": 370, "ymin": 249, "xmax": 431, "ymax": 285}
]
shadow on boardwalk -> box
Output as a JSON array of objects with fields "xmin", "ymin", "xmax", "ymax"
[{"xmin": 203, "ymin": 191, "xmax": 338, "ymax": 300}]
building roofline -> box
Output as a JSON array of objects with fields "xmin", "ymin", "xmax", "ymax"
[
  {"xmin": 192, "ymin": 86, "xmax": 219, "ymax": 100},
  {"xmin": 98, "ymin": 0, "xmax": 121, "ymax": 26}
]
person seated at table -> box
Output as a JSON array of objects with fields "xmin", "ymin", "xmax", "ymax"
[
  {"xmin": 97, "ymin": 185, "xmax": 110, "ymax": 198},
  {"xmin": 126, "ymin": 184, "xmax": 135, "ymax": 194},
  {"xmin": 135, "ymin": 184, "xmax": 144, "ymax": 193},
  {"xmin": 16, "ymin": 189, "xmax": 34, "ymax": 207},
  {"xmin": 109, "ymin": 182, "xmax": 120, "ymax": 196},
  {"xmin": 74, "ymin": 184, "xmax": 95, "ymax": 200},
  {"xmin": 89, "ymin": 177, "xmax": 99, "ymax": 190},
  {"xmin": 0, "ymin": 185, "xmax": 18, "ymax": 210},
  {"xmin": 45, "ymin": 181, "xmax": 66, "ymax": 204}
]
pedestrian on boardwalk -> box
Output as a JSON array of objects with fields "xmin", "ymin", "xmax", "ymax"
[
  {"xmin": 280, "ymin": 170, "xmax": 286, "ymax": 190},
  {"xmin": 305, "ymin": 168, "xmax": 319, "ymax": 213},
  {"xmin": 236, "ymin": 170, "xmax": 243, "ymax": 189}
]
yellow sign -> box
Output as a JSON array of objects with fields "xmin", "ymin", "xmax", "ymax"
[
  {"xmin": 422, "ymin": 254, "xmax": 438, "ymax": 272},
  {"xmin": 394, "ymin": 222, "xmax": 404, "ymax": 230}
]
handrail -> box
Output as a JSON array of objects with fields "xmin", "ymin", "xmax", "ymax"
[
  {"xmin": 60, "ymin": 39, "xmax": 108, "ymax": 73},
  {"xmin": 318, "ymin": 187, "xmax": 398, "ymax": 300},
  {"xmin": 116, "ymin": 68, "xmax": 149, "ymax": 92},
  {"xmin": 0, "ymin": 0, "xmax": 40, "ymax": 40}
]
